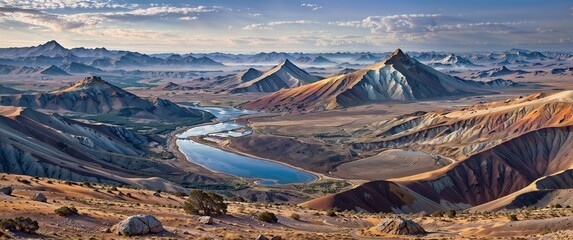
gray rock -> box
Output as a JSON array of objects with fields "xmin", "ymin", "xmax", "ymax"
[
  {"xmin": 198, "ymin": 216, "xmax": 213, "ymax": 225},
  {"xmin": 374, "ymin": 217, "xmax": 426, "ymax": 236},
  {"xmin": 0, "ymin": 186, "xmax": 12, "ymax": 195},
  {"xmin": 255, "ymin": 235, "xmax": 269, "ymax": 240},
  {"xmin": 115, "ymin": 215, "xmax": 164, "ymax": 236},
  {"xmin": 31, "ymin": 192, "xmax": 47, "ymax": 202}
]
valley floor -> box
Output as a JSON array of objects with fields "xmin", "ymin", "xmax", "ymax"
[{"xmin": 1, "ymin": 174, "xmax": 573, "ymax": 239}]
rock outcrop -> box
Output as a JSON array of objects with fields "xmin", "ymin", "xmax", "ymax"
[
  {"xmin": 31, "ymin": 192, "xmax": 47, "ymax": 202},
  {"xmin": 114, "ymin": 215, "xmax": 164, "ymax": 236},
  {"xmin": 373, "ymin": 217, "xmax": 426, "ymax": 235},
  {"xmin": 0, "ymin": 186, "xmax": 12, "ymax": 195}
]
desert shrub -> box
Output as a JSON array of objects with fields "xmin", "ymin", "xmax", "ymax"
[
  {"xmin": 126, "ymin": 192, "xmax": 132, "ymax": 198},
  {"xmin": 183, "ymin": 190, "xmax": 227, "ymax": 216},
  {"xmin": 54, "ymin": 206, "xmax": 78, "ymax": 217},
  {"xmin": 81, "ymin": 182, "xmax": 92, "ymax": 187},
  {"xmin": 256, "ymin": 211, "xmax": 278, "ymax": 223},
  {"xmin": 507, "ymin": 214, "xmax": 518, "ymax": 221},
  {"xmin": 173, "ymin": 192, "xmax": 187, "ymax": 198},
  {"xmin": 64, "ymin": 180, "xmax": 74, "ymax": 186},
  {"xmin": 290, "ymin": 213, "xmax": 301, "ymax": 220},
  {"xmin": 326, "ymin": 209, "xmax": 337, "ymax": 217},
  {"xmin": 446, "ymin": 209, "xmax": 457, "ymax": 218},
  {"xmin": 228, "ymin": 196, "xmax": 246, "ymax": 202},
  {"xmin": 431, "ymin": 211, "xmax": 445, "ymax": 217},
  {"xmin": 46, "ymin": 180, "xmax": 53, "ymax": 184},
  {"xmin": 17, "ymin": 179, "xmax": 31, "ymax": 185},
  {"xmin": 554, "ymin": 203, "xmax": 563, "ymax": 208},
  {"xmin": 0, "ymin": 217, "xmax": 39, "ymax": 233}
]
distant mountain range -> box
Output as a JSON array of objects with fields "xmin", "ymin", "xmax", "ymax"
[
  {"xmin": 0, "ymin": 41, "xmax": 225, "ymax": 69},
  {"xmin": 0, "ymin": 76, "xmax": 215, "ymax": 120},
  {"xmin": 0, "ymin": 41, "xmax": 568, "ymax": 73},
  {"xmin": 243, "ymin": 49, "xmax": 518, "ymax": 112}
]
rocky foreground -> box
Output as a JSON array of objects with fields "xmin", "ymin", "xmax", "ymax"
[{"xmin": 1, "ymin": 174, "xmax": 573, "ymax": 239}]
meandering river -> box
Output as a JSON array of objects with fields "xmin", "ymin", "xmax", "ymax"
[{"xmin": 176, "ymin": 105, "xmax": 317, "ymax": 185}]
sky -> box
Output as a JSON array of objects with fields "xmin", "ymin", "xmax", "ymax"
[{"xmin": 0, "ymin": 0, "xmax": 572, "ymax": 53}]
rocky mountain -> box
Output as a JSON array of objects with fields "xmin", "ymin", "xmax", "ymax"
[
  {"xmin": 472, "ymin": 66, "xmax": 529, "ymax": 78},
  {"xmin": 0, "ymin": 105, "xmax": 192, "ymax": 188},
  {"xmin": 0, "ymin": 76, "xmax": 214, "ymax": 120},
  {"xmin": 295, "ymin": 56, "xmax": 336, "ymax": 65},
  {"xmin": 230, "ymin": 59, "xmax": 322, "ymax": 93},
  {"xmin": 0, "ymin": 84, "xmax": 21, "ymax": 94},
  {"xmin": 243, "ymin": 49, "xmax": 518, "ymax": 112},
  {"xmin": 0, "ymin": 64, "xmax": 40, "ymax": 75},
  {"xmin": 430, "ymin": 54, "xmax": 479, "ymax": 67},
  {"xmin": 0, "ymin": 40, "xmax": 71, "ymax": 58},
  {"xmin": 245, "ymin": 52, "xmax": 294, "ymax": 63},
  {"xmin": 303, "ymin": 91, "xmax": 573, "ymax": 213},
  {"xmin": 59, "ymin": 62, "xmax": 104, "ymax": 74},
  {"xmin": 202, "ymin": 68, "xmax": 264, "ymax": 89},
  {"xmin": 40, "ymin": 65, "xmax": 70, "ymax": 75},
  {"xmin": 353, "ymin": 53, "xmax": 382, "ymax": 62},
  {"xmin": 152, "ymin": 82, "xmax": 198, "ymax": 91}
]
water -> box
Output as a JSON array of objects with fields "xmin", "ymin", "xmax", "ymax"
[{"xmin": 176, "ymin": 104, "xmax": 317, "ymax": 185}]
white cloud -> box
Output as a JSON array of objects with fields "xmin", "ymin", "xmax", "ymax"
[
  {"xmin": 301, "ymin": 3, "xmax": 322, "ymax": 11},
  {"xmin": 0, "ymin": 0, "xmax": 138, "ymax": 10},
  {"xmin": 248, "ymin": 13, "xmax": 261, "ymax": 17},
  {"xmin": 0, "ymin": 7, "xmax": 98, "ymax": 31},
  {"xmin": 243, "ymin": 20, "xmax": 315, "ymax": 30},
  {"xmin": 331, "ymin": 14, "xmax": 443, "ymax": 33},
  {"xmin": 179, "ymin": 16, "xmax": 198, "ymax": 21}
]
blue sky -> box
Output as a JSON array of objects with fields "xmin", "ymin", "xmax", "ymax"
[{"xmin": 0, "ymin": 0, "xmax": 571, "ymax": 53}]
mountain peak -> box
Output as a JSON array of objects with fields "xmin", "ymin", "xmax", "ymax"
[
  {"xmin": 77, "ymin": 76, "xmax": 108, "ymax": 86},
  {"xmin": 43, "ymin": 40, "xmax": 64, "ymax": 49},
  {"xmin": 385, "ymin": 49, "xmax": 410, "ymax": 63}
]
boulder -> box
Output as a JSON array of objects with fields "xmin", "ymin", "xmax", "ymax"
[
  {"xmin": 31, "ymin": 192, "xmax": 47, "ymax": 202},
  {"xmin": 373, "ymin": 217, "xmax": 426, "ymax": 236},
  {"xmin": 255, "ymin": 235, "xmax": 269, "ymax": 240},
  {"xmin": 198, "ymin": 216, "xmax": 213, "ymax": 225},
  {"xmin": 0, "ymin": 186, "xmax": 12, "ymax": 195},
  {"xmin": 114, "ymin": 215, "xmax": 164, "ymax": 236}
]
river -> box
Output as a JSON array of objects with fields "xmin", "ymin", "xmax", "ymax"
[{"xmin": 176, "ymin": 104, "xmax": 317, "ymax": 185}]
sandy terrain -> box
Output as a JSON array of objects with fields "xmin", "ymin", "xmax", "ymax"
[
  {"xmin": 1, "ymin": 174, "xmax": 573, "ymax": 239},
  {"xmin": 332, "ymin": 149, "xmax": 451, "ymax": 180}
]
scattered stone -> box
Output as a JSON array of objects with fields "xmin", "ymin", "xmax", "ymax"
[
  {"xmin": 114, "ymin": 215, "xmax": 164, "ymax": 236},
  {"xmin": 153, "ymin": 192, "xmax": 161, "ymax": 197},
  {"xmin": 198, "ymin": 216, "xmax": 213, "ymax": 225},
  {"xmin": 31, "ymin": 192, "xmax": 47, "ymax": 202},
  {"xmin": 373, "ymin": 217, "xmax": 426, "ymax": 236},
  {"xmin": 255, "ymin": 234, "xmax": 269, "ymax": 240},
  {"xmin": 102, "ymin": 227, "xmax": 111, "ymax": 233},
  {"xmin": 0, "ymin": 186, "xmax": 12, "ymax": 195}
]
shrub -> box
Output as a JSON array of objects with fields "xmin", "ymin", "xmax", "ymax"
[
  {"xmin": 290, "ymin": 213, "xmax": 301, "ymax": 221},
  {"xmin": 173, "ymin": 192, "xmax": 187, "ymax": 198},
  {"xmin": 228, "ymin": 196, "xmax": 246, "ymax": 202},
  {"xmin": 446, "ymin": 209, "xmax": 457, "ymax": 218},
  {"xmin": 256, "ymin": 211, "xmax": 278, "ymax": 223},
  {"xmin": 326, "ymin": 210, "xmax": 337, "ymax": 217},
  {"xmin": 0, "ymin": 217, "xmax": 39, "ymax": 233},
  {"xmin": 126, "ymin": 192, "xmax": 132, "ymax": 198},
  {"xmin": 46, "ymin": 180, "xmax": 53, "ymax": 184},
  {"xmin": 17, "ymin": 179, "xmax": 31, "ymax": 185},
  {"xmin": 431, "ymin": 211, "xmax": 445, "ymax": 217},
  {"xmin": 54, "ymin": 206, "xmax": 78, "ymax": 217},
  {"xmin": 554, "ymin": 203, "xmax": 563, "ymax": 208},
  {"xmin": 507, "ymin": 214, "xmax": 518, "ymax": 221},
  {"xmin": 64, "ymin": 180, "xmax": 73, "ymax": 186},
  {"xmin": 81, "ymin": 182, "xmax": 91, "ymax": 187},
  {"xmin": 183, "ymin": 190, "xmax": 227, "ymax": 216}
]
